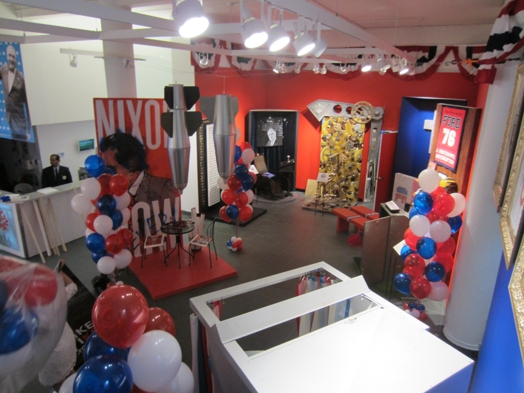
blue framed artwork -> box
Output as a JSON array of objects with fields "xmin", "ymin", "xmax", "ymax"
[{"xmin": 0, "ymin": 202, "xmax": 24, "ymax": 257}]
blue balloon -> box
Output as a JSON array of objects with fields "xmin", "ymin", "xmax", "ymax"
[
  {"xmin": 241, "ymin": 175, "xmax": 255, "ymax": 191},
  {"xmin": 86, "ymin": 233, "xmax": 106, "ymax": 254},
  {"xmin": 102, "ymin": 167, "xmax": 116, "ymax": 175},
  {"xmin": 413, "ymin": 191, "xmax": 433, "ymax": 215},
  {"xmin": 400, "ymin": 245, "xmax": 415, "ymax": 262},
  {"xmin": 97, "ymin": 194, "xmax": 117, "ymax": 216},
  {"xmin": 0, "ymin": 279, "xmax": 8, "ymax": 312},
  {"xmin": 416, "ymin": 237, "xmax": 437, "ymax": 259},
  {"xmin": 416, "ymin": 304, "xmax": 426, "ymax": 311},
  {"xmin": 91, "ymin": 251, "xmax": 108, "ymax": 263},
  {"xmin": 0, "ymin": 307, "xmax": 39, "ymax": 354},
  {"xmin": 84, "ymin": 155, "xmax": 105, "ymax": 178},
  {"xmin": 425, "ymin": 262, "xmax": 446, "ymax": 282},
  {"xmin": 226, "ymin": 205, "xmax": 239, "ymax": 219},
  {"xmin": 234, "ymin": 164, "xmax": 250, "ymax": 180},
  {"xmin": 408, "ymin": 206, "xmax": 420, "ymax": 219},
  {"xmin": 84, "ymin": 332, "xmax": 129, "ymax": 362},
  {"xmin": 448, "ymin": 216, "xmax": 462, "ymax": 234},
  {"xmin": 74, "ymin": 355, "xmax": 133, "ymax": 393},
  {"xmin": 111, "ymin": 210, "xmax": 124, "ymax": 230},
  {"xmin": 393, "ymin": 273, "xmax": 412, "ymax": 295},
  {"xmin": 408, "ymin": 302, "xmax": 417, "ymax": 310},
  {"xmin": 234, "ymin": 146, "xmax": 242, "ymax": 163}
]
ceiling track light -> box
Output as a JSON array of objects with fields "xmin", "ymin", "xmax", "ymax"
[
  {"xmin": 172, "ymin": 0, "xmax": 209, "ymax": 38},
  {"xmin": 399, "ymin": 58, "xmax": 410, "ymax": 75},
  {"xmin": 313, "ymin": 22, "xmax": 327, "ymax": 58},
  {"xmin": 320, "ymin": 64, "xmax": 327, "ymax": 74},
  {"xmin": 313, "ymin": 63, "xmax": 320, "ymax": 74},
  {"xmin": 240, "ymin": 0, "xmax": 268, "ymax": 49},
  {"xmin": 361, "ymin": 55, "xmax": 372, "ymax": 72},
  {"xmin": 295, "ymin": 64, "xmax": 301, "ymax": 74},
  {"xmin": 293, "ymin": 17, "xmax": 315, "ymax": 56},
  {"xmin": 199, "ymin": 53, "xmax": 209, "ymax": 67},
  {"xmin": 268, "ymin": 7, "xmax": 290, "ymax": 52},
  {"xmin": 340, "ymin": 63, "xmax": 347, "ymax": 73}
]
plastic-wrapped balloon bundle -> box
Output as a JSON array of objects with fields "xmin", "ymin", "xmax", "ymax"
[
  {"xmin": 393, "ymin": 168, "xmax": 466, "ymax": 306},
  {"xmin": 0, "ymin": 256, "xmax": 67, "ymax": 393},
  {"xmin": 402, "ymin": 301, "xmax": 428, "ymax": 321},
  {"xmin": 71, "ymin": 155, "xmax": 134, "ymax": 277},
  {"xmin": 217, "ymin": 143, "xmax": 256, "ymax": 251},
  {"xmin": 227, "ymin": 236, "xmax": 243, "ymax": 252},
  {"xmin": 58, "ymin": 284, "xmax": 193, "ymax": 393}
]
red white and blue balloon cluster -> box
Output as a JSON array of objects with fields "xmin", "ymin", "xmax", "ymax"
[
  {"xmin": 71, "ymin": 155, "xmax": 134, "ymax": 276},
  {"xmin": 58, "ymin": 283, "xmax": 193, "ymax": 393},
  {"xmin": 227, "ymin": 236, "xmax": 243, "ymax": 252},
  {"xmin": 393, "ymin": 168, "xmax": 466, "ymax": 311},
  {"xmin": 217, "ymin": 143, "xmax": 257, "ymax": 251}
]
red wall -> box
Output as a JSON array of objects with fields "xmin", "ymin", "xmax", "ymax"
[{"xmin": 196, "ymin": 70, "xmax": 479, "ymax": 190}]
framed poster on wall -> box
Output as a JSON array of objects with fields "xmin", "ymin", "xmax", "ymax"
[
  {"xmin": 434, "ymin": 106, "xmax": 466, "ymax": 172},
  {"xmin": 0, "ymin": 202, "xmax": 24, "ymax": 257}
]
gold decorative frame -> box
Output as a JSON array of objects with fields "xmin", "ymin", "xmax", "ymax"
[
  {"xmin": 499, "ymin": 102, "xmax": 524, "ymax": 269},
  {"xmin": 493, "ymin": 62, "xmax": 524, "ymax": 211},
  {"xmin": 509, "ymin": 248, "xmax": 524, "ymax": 363}
]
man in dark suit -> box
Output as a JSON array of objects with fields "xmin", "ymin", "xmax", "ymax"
[
  {"xmin": 0, "ymin": 45, "xmax": 31, "ymax": 140},
  {"xmin": 41, "ymin": 154, "xmax": 72, "ymax": 188}
]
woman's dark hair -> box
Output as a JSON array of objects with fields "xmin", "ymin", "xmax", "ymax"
[{"xmin": 99, "ymin": 131, "xmax": 149, "ymax": 173}]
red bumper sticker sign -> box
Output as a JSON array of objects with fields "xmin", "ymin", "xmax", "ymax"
[{"xmin": 434, "ymin": 106, "xmax": 466, "ymax": 172}]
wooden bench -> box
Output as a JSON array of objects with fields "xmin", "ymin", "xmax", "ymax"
[
  {"xmin": 350, "ymin": 205, "xmax": 379, "ymax": 220},
  {"xmin": 332, "ymin": 207, "xmax": 360, "ymax": 232}
]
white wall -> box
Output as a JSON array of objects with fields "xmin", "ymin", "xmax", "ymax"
[{"xmin": 36, "ymin": 120, "xmax": 97, "ymax": 183}]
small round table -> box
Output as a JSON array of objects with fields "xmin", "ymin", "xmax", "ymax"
[{"xmin": 160, "ymin": 220, "xmax": 195, "ymax": 268}]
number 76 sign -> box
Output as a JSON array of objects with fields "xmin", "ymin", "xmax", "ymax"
[{"xmin": 434, "ymin": 106, "xmax": 466, "ymax": 172}]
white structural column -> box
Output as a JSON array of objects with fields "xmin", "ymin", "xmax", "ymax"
[
  {"xmin": 100, "ymin": 6, "xmax": 137, "ymax": 98},
  {"xmin": 443, "ymin": 62, "xmax": 517, "ymax": 349}
]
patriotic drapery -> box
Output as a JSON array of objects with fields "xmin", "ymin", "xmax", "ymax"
[{"xmin": 475, "ymin": 0, "xmax": 524, "ymax": 83}]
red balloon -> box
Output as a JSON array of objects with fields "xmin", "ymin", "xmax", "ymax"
[
  {"xmin": 235, "ymin": 192, "xmax": 248, "ymax": 208},
  {"xmin": 425, "ymin": 210, "xmax": 444, "ymax": 224},
  {"xmin": 437, "ymin": 236, "xmax": 456, "ymax": 254},
  {"xmin": 92, "ymin": 284, "xmax": 148, "ymax": 349},
  {"xmin": 227, "ymin": 175, "xmax": 242, "ymax": 191},
  {"xmin": 432, "ymin": 252, "xmax": 454, "ymax": 272},
  {"xmin": 419, "ymin": 311, "xmax": 428, "ymax": 321},
  {"xmin": 118, "ymin": 228, "xmax": 134, "ymax": 248},
  {"xmin": 131, "ymin": 385, "xmax": 151, "ymax": 393},
  {"xmin": 240, "ymin": 141, "xmax": 252, "ymax": 151},
  {"xmin": 20, "ymin": 265, "xmax": 58, "ymax": 307},
  {"xmin": 221, "ymin": 189, "xmax": 236, "ymax": 205},
  {"xmin": 86, "ymin": 211, "xmax": 100, "ymax": 232},
  {"xmin": 98, "ymin": 173, "xmax": 112, "ymax": 195},
  {"xmin": 404, "ymin": 228, "xmax": 421, "ymax": 250},
  {"xmin": 106, "ymin": 234, "xmax": 125, "ymax": 255},
  {"xmin": 403, "ymin": 254, "xmax": 426, "ymax": 278},
  {"xmin": 433, "ymin": 193, "xmax": 455, "ymax": 217},
  {"xmin": 219, "ymin": 206, "xmax": 232, "ymax": 222},
  {"xmin": 238, "ymin": 205, "xmax": 253, "ymax": 222},
  {"xmin": 430, "ymin": 186, "xmax": 446, "ymax": 199},
  {"xmin": 109, "ymin": 174, "xmax": 130, "ymax": 196},
  {"xmin": 410, "ymin": 277, "xmax": 432, "ymax": 299},
  {"xmin": 403, "ymin": 303, "xmax": 409, "ymax": 310},
  {"xmin": 145, "ymin": 307, "xmax": 176, "ymax": 336}
]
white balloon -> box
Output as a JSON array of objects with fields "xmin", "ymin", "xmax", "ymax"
[
  {"xmin": 241, "ymin": 148, "xmax": 255, "ymax": 165},
  {"xmin": 58, "ymin": 372, "xmax": 76, "ymax": 393},
  {"xmin": 128, "ymin": 330, "xmax": 182, "ymax": 392},
  {"xmin": 155, "ymin": 362, "xmax": 194, "ymax": 393},
  {"xmin": 85, "ymin": 228, "xmax": 95, "ymax": 237},
  {"xmin": 80, "ymin": 178, "xmax": 101, "ymax": 201},
  {"xmin": 428, "ymin": 281, "xmax": 449, "ymax": 301},
  {"xmin": 217, "ymin": 177, "xmax": 229, "ymax": 190},
  {"xmin": 246, "ymin": 189, "xmax": 254, "ymax": 203},
  {"xmin": 121, "ymin": 207, "xmax": 131, "ymax": 224},
  {"xmin": 94, "ymin": 215, "xmax": 113, "ymax": 237},
  {"xmin": 409, "ymin": 215, "xmax": 430, "ymax": 237},
  {"xmin": 97, "ymin": 256, "xmax": 116, "ymax": 274},
  {"xmin": 448, "ymin": 193, "xmax": 466, "ymax": 217},
  {"xmin": 410, "ymin": 309, "xmax": 421, "ymax": 318},
  {"xmin": 71, "ymin": 194, "xmax": 92, "ymax": 215},
  {"xmin": 418, "ymin": 168, "xmax": 440, "ymax": 193},
  {"xmin": 114, "ymin": 249, "xmax": 133, "ymax": 269},
  {"xmin": 115, "ymin": 192, "xmax": 131, "ymax": 211},
  {"xmin": 429, "ymin": 220, "xmax": 451, "ymax": 243}
]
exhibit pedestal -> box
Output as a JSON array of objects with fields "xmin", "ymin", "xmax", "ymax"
[{"xmin": 190, "ymin": 262, "xmax": 474, "ymax": 393}]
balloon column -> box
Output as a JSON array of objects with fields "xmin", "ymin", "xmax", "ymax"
[
  {"xmin": 0, "ymin": 257, "xmax": 67, "ymax": 391},
  {"xmin": 71, "ymin": 155, "xmax": 135, "ymax": 278},
  {"xmin": 58, "ymin": 283, "xmax": 194, "ymax": 393},
  {"xmin": 393, "ymin": 168, "xmax": 467, "ymax": 319},
  {"xmin": 217, "ymin": 143, "xmax": 256, "ymax": 252}
]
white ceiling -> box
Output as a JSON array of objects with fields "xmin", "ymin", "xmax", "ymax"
[{"xmin": 0, "ymin": 0, "xmax": 507, "ymax": 64}]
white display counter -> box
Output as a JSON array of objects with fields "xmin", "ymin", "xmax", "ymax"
[
  {"xmin": 190, "ymin": 262, "xmax": 474, "ymax": 393},
  {"xmin": 0, "ymin": 183, "xmax": 85, "ymax": 260}
]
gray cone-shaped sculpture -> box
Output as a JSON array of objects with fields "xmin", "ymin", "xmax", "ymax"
[
  {"xmin": 212, "ymin": 94, "xmax": 238, "ymax": 179},
  {"xmin": 167, "ymin": 84, "xmax": 190, "ymax": 194}
]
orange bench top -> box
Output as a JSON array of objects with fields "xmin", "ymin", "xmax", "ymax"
[{"xmin": 350, "ymin": 206, "xmax": 379, "ymax": 219}]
